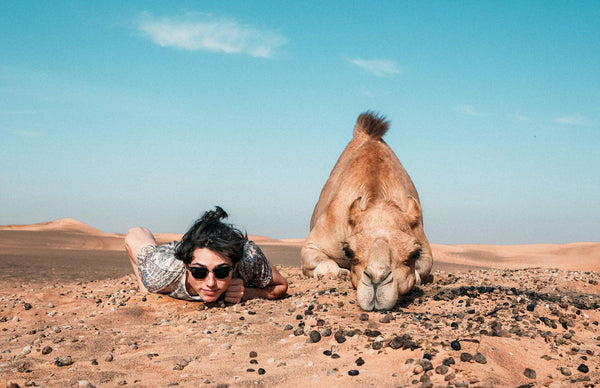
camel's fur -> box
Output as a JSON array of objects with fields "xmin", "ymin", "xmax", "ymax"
[{"xmin": 301, "ymin": 112, "xmax": 433, "ymax": 311}]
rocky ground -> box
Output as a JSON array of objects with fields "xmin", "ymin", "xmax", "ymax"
[{"xmin": 1, "ymin": 266, "xmax": 599, "ymax": 388}]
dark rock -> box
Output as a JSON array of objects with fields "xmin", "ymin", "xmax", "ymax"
[
  {"xmin": 474, "ymin": 353, "xmax": 487, "ymax": 364},
  {"xmin": 577, "ymin": 364, "xmax": 589, "ymax": 373},
  {"xmin": 359, "ymin": 313, "xmax": 369, "ymax": 321},
  {"xmin": 442, "ymin": 357, "xmax": 455, "ymax": 366},
  {"xmin": 460, "ymin": 353, "xmax": 473, "ymax": 362},
  {"xmin": 372, "ymin": 341, "xmax": 383, "ymax": 350},
  {"xmin": 258, "ymin": 368, "xmax": 266, "ymax": 375},
  {"xmin": 309, "ymin": 330, "xmax": 321, "ymax": 343},
  {"xmin": 41, "ymin": 346, "xmax": 52, "ymax": 355},
  {"xmin": 348, "ymin": 370, "xmax": 359, "ymax": 376},
  {"xmin": 321, "ymin": 328, "xmax": 332, "ymax": 337},
  {"xmin": 435, "ymin": 365, "xmax": 449, "ymax": 375},
  {"xmin": 420, "ymin": 359, "xmax": 433, "ymax": 372},
  {"xmin": 250, "ymin": 359, "xmax": 258, "ymax": 364},
  {"xmin": 364, "ymin": 329, "xmax": 381, "ymax": 337},
  {"xmin": 355, "ymin": 357, "xmax": 365, "ymax": 366},
  {"xmin": 23, "ymin": 303, "xmax": 32, "ymax": 310},
  {"xmin": 524, "ymin": 368, "xmax": 536, "ymax": 379},
  {"xmin": 323, "ymin": 350, "xmax": 332, "ymax": 356},
  {"xmin": 334, "ymin": 330, "xmax": 346, "ymax": 343},
  {"xmin": 388, "ymin": 334, "xmax": 417, "ymax": 350},
  {"xmin": 450, "ymin": 340, "xmax": 461, "ymax": 351},
  {"xmin": 293, "ymin": 328, "xmax": 304, "ymax": 336}
]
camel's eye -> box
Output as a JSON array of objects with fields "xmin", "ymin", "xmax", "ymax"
[
  {"xmin": 342, "ymin": 242, "xmax": 354, "ymax": 259},
  {"xmin": 408, "ymin": 248, "xmax": 421, "ymax": 262}
]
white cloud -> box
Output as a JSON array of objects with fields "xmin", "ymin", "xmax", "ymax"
[
  {"xmin": 136, "ymin": 12, "xmax": 287, "ymax": 58},
  {"xmin": 456, "ymin": 105, "xmax": 486, "ymax": 117},
  {"xmin": 511, "ymin": 112, "xmax": 532, "ymax": 122},
  {"xmin": 554, "ymin": 114, "xmax": 592, "ymax": 126},
  {"xmin": 348, "ymin": 58, "xmax": 401, "ymax": 77}
]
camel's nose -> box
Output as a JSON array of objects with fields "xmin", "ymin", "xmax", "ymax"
[{"xmin": 362, "ymin": 265, "xmax": 393, "ymax": 287}]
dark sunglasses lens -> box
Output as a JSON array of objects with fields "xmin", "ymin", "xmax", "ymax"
[
  {"xmin": 189, "ymin": 267, "xmax": 209, "ymax": 279},
  {"xmin": 213, "ymin": 266, "xmax": 232, "ymax": 279}
]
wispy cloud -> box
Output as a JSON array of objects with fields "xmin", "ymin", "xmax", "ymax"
[
  {"xmin": 136, "ymin": 11, "xmax": 287, "ymax": 58},
  {"xmin": 554, "ymin": 114, "xmax": 592, "ymax": 126},
  {"xmin": 348, "ymin": 58, "xmax": 401, "ymax": 77},
  {"xmin": 456, "ymin": 105, "xmax": 486, "ymax": 117},
  {"xmin": 511, "ymin": 112, "xmax": 533, "ymax": 122}
]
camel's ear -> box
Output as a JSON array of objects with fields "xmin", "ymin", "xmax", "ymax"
[
  {"xmin": 348, "ymin": 196, "xmax": 366, "ymax": 227},
  {"xmin": 406, "ymin": 196, "xmax": 422, "ymax": 227}
]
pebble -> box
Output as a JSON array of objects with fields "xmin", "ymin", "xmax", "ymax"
[
  {"xmin": 577, "ymin": 363, "xmax": 589, "ymax": 373},
  {"xmin": 359, "ymin": 313, "xmax": 369, "ymax": 321},
  {"xmin": 355, "ymin": 357, "xmax": 364, "ymax": 366},
  {"xmin": 560, "ymin": 367, "xmax": 572, "ymax": 376},
  {"xmin": 249, "ymin": 351, "xmax": 258, "ymax": 358},
  {"xmin": 309, "ymin": 330, "xmax": 321, "ymax": 343},
  {"xmin": 334, "ymin": 331, "xmax": 346, "ymax": 343},
  {"xmin": 450, "ymin": 340, "xmax": 461, "ymax": 350},
  {"xmin": 42, "ymin": 346, "xmax": 53, "ymax": 355},
  {"xmin": 443, "ymin": 357, "xmax": 455, "ymax": 366},
  {"xmin": 257, "ymin": 368, "xmax": 266, "ymax": 375},
  {"xmin": 348, "ymin": 370, "xmax": 359, "ymax": 376},
  {"xmin": 54, "ymin": 356, "xmax": 74, "ymax": 366},
  {"xmin": 460, "ymin": 353, "xmax": 473, "ymax": 362},
  {"xmin": 435, "ymin": 365, "xmax": 449, "ymax": 375},
  {"xmin": 523, "ymin": 368, "xmax": 536, "ymax": 379},
  {"xmin": 474, "ymin": 352, "xmax": 487, "ymax": 364}
]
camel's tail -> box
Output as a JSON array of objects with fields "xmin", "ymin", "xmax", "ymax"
[{"xmin": 353, "ymin": 111, "xmax": 389, "ymax": 140}]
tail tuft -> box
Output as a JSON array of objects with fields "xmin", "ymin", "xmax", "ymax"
[{"xmin": 353, "ymin": 111, "xmax": 389, "ymax": 140}]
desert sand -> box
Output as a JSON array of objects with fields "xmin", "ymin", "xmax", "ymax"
[{"xmin": 0, "ymin": 219, "xmax": 598, "ymax": 387}]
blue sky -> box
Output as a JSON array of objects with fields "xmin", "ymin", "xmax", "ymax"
[{"xmin": 1, "ymin": 1, "xmax": 599, "ymax": 244}]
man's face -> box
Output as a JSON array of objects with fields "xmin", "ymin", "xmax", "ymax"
[{"xmin": 186, "ymin": 248, "xmax": 235, "ymax": 302}]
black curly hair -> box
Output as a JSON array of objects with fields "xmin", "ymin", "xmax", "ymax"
[{"xmin": 174, "ymin": 206, "xmax": 247, "ymax": 265}]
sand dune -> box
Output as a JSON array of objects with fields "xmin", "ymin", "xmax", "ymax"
[{"xmin": 1, "ymin": 219, "xmax": 598, "ymax": 387}]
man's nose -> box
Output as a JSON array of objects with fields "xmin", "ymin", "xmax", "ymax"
[{"xmin": 205, "ymin": 272, "xmax": 217, "ymax": 286}]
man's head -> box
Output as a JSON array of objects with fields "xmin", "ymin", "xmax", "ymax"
[
  {"xmin": 175, "ymin": 206, "xmax": 246, "ymax": 265},
  {"xmin": 175, "ymin": 206, "xmax": 246, "ymax": 301}
]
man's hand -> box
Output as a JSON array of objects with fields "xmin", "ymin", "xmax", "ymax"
[{"xmin": 224, "ymin": 278, "xmax": 245, "ymax": 304}]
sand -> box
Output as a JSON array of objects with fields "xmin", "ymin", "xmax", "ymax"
[{"xmin": 0, "ymin": 219, "xmax": 598, "ymax": 387}]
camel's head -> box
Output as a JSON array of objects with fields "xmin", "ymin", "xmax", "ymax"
[{"xmin": 345, "ymin": 197, "xmax": 424, "ymax": 311}]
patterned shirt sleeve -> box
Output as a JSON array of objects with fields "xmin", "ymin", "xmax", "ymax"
[
  {"xmin": 236, "ymin": 241, "xmax": 272, "ymax": 288},
  {"xmin": 136, "ymin": 241, "xmax": 185, "ymax": 293}
]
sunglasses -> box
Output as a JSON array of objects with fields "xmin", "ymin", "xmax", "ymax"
[{"xmin": 186, "ymin": 264, "xmax": 234, "ymax": 280}]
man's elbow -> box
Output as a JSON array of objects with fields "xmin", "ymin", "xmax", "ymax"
[{"xmin": 272, "ymin": 278, "xmax": 288, "ymax": 299}]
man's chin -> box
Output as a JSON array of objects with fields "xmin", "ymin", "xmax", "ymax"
[{"xmin": 200, "ymin": 291, "xmax": 221, "ymax": 302}]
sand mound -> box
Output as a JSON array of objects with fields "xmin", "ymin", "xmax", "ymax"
[{"xmin": 0, "ymin": 218, "xmax": 113, "ymax": 236}]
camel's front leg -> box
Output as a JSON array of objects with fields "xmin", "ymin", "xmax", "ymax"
[{"xmin": 301, "ymin": 242, "xmax": 350, "ymax": 279}]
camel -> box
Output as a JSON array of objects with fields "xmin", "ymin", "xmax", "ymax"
[{"xmin": 301, "ymin": 111, "xmax": 433, "ymax": 311}]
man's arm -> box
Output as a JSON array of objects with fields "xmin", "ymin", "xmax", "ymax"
[{"xmin": 242, "ymin": 266, "xmax": 288, "ymax": 301}]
